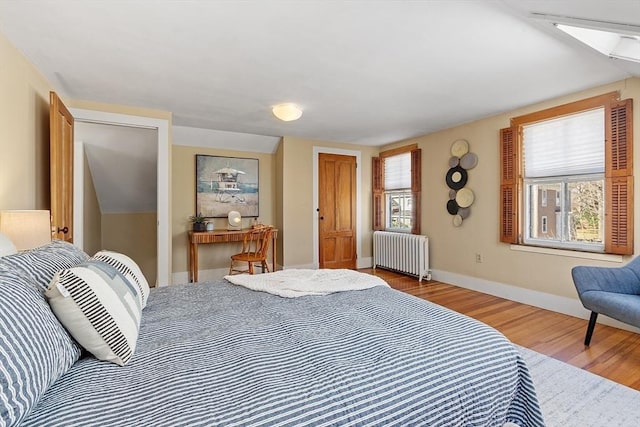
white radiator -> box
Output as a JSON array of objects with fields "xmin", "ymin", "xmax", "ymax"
[{"xmin": 373, "ymin": 231, "xmax": 430, "ymax": 282}]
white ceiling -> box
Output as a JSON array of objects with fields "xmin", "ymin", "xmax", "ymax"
[
  {"xmin": 1, "ymin": 0, "xmax": 639, "ymax": 148},
  {"xmin": 4, "ymin": 0, "xmax": 638, "ymax": 215}
]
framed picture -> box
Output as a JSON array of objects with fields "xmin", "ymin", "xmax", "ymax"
[{"xmin": 195, "ymin": 155, "xmax": 259, "ymax": 218}]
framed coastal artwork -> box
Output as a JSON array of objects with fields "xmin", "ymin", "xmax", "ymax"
[{"xmin": 195, "ymin": 155, "xmax": 259, "ymax": 218}]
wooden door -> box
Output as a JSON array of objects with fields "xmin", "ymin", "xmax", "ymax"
[
  {"xmin": 318, "ymin": 153, "xmax": 357, "ymax": 269},
  {"xmin": 50, "ymin": 92, "xmax": 74, "ymax": 242}
]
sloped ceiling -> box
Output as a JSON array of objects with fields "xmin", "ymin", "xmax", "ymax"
[
  {"xmin": 75, "ymin": 122, "xmax": 158, "ymax": 214},
  {"xmin": 0, "ymin": 0, "xmax": 638, "ymax": 148}
]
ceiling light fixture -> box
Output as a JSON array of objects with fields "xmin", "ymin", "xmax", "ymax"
[
  {"xmin": 531, "ymin": 13, "xmax": 640, "ymax": 64},
  {"xmin": 272, "ymin": 103, "xmax": 303, "ymax": 122}
]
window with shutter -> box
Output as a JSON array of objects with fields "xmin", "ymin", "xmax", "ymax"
[
  {"xmin": 500, "ymin": 92, "xmax": 633, "ymax": 254},
  {"xmin": 372, "ymin": 145, "xmax": 421, "ymax": 234}
]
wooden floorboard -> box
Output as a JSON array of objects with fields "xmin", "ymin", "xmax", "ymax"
[{"xmin": 363, "ymin": 268, "xmax": 640, "ymax": 391}]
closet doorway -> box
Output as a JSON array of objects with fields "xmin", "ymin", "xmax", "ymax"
[
  {"xmin": 70, "ymin": 108, "xmax": 170, "ymax": 286},
  {"xmin": 75, "ymin": 122, "xmax": 158, "ymax": 285}
]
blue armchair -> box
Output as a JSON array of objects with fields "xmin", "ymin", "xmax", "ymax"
[{"xmin": 571, "ymin": 257, "xmax": 640, "ymax": 345}]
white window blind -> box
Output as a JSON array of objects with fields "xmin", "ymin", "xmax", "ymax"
[
  {"xmin": 523, "ymin": 108, "xmax": 604, "ymax": 178},
  {"xmin": 384, "ymin": 152, "xmax": 411, "ymax": 190}
]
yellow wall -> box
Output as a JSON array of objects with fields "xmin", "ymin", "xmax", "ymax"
[
  {"xmin": 383, "ymin": 77, "xmax": 640, "ymax": 300},
  {"xmin": 171, "ymin": 145, "xmax": 277, "ymax": 274},
  {"xmin": 279, "ymin": 137, "xmax": 379, "ymax": 267},
  {"xmin": 101, "ymin": 212, "xmax": 158, "ymax": 286},
  {"xmin": 0, "ymin": 31, "xmax": 54, "ymax": 209}
]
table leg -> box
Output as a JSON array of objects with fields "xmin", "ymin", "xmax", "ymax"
[
  {"xmin": 193, "ymin": 243, "xmax": 199, "ymax": 283},
  {"xmin": 188, "ymin": 242, "xmax": 194, "ymax": 282},
  {"xmin": 272, "ymin": 234, "xmax": 277, "ymax": 272}
]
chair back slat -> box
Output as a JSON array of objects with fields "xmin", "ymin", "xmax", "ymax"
[
  {"xmin": 229, "ymin": 226, "xmax": 274, "ymax": 275},
  {"xmin": 242, "ymin": 226, "xmax": 273, "ymax": 258}
]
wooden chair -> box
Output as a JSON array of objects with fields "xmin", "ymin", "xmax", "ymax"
[{"xmin": 229, "ymin": 226, "xmax": 273, "ymax": 275}]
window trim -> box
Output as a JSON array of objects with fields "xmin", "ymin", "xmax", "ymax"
[{"xmin": 500, "ymin": 91, "xmax": 634, "ymax": 255}]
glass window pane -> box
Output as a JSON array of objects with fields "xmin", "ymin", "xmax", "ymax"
[
  {"xmin": 525, "ymin": 178, "xmax": 604, "ymax": 249},
  {"xmin": 527, "ymin": 182, "xmax": 562, "ymax": 242},
  {"xmin": 568, "ymin": 179, "xmax": 604, "ymax": 244},
  {"xmin": 386, "ymin": 191, "xmax": 412, "ymax": 230}
]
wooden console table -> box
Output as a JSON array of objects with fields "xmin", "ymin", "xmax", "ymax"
[{"xmin": 188, "ymin": 229, "xmax": 278, "ymax": 283}]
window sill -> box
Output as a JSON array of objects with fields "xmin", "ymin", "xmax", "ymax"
[{"xmin": 510, "ymin": 244, "xmax": 624, "ymax": 263}]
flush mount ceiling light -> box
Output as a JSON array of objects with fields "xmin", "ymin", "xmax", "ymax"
[
  {"xmin": 272, "ymin": 103, "xmax": 303, "ymax": 122},
  {"xmin": 531, "ymin": 13, "xmax": 640, "ymax": 64}
]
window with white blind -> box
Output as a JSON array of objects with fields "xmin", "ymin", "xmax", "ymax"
[
  {"xmin": 372, "ymin": 145, "xmax": 421, "ymax": 234},
  {"xmin": 500, "ymin": 92, "xmax": 633, "ymax": 255},
  {"xmin": 523, "ymin": 108, "xmax": 605, "ymax": 250},
  {"xmin": 384, "ymin": 152, "xmax": 412, "ymax": 231}
]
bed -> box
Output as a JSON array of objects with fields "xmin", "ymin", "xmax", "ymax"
[{"xmin": 1, "ymin": 241, "xmax": 544, "ymax": 426}]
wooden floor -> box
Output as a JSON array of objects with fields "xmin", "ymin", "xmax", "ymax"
[{"xmin": 363, "ymin": 268, "xmax": 640, "ymax": 391}]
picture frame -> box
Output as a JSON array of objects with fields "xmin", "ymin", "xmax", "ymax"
[{"xmin": 195, "ymin": 155, "xmax": 259, "ymax": 218}]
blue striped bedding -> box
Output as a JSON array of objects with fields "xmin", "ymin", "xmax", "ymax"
[{"xmin": 23, "ymin": 280, "xmax": 544, "ymax": 426}]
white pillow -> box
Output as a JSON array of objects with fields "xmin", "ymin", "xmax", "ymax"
[
  {"xmin": 92, "ymin": 250, "xmax": 150, "ymax": 308},
  {"xmin": 0, "ymin": 231, "xmax": 17, "ymax": 257},
  {"xmin": 46, "ymin": 261, "xmax": 142, "ymax": 366}
]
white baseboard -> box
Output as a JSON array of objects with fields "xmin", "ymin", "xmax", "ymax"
[
  {"xmin": 172, "ymin": 263, "xmax": 295, "ymax": 285},
  {"xmin": 172, "ymin": 267, "xmax": 231, "ymax": 285},
  {"xmin": 432, "ymin": 269, "xmax": 640, "ymax": 334},
  {"xmin": 285, "ymin": 258, "xmax": 373, "ymax": 270},
  {"xmin": 283, "ymin": 263, "xmax": 318, "ymax": 270}
]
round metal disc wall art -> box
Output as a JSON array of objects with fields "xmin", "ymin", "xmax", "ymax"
[{"xmin": 445, "ymin": 139, "xmax": 478, "ymax": 227}]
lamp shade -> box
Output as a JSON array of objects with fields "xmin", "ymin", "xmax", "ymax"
[
  {"xmin": 0, "ymin": 210, "xmax": 52, "ymax": 251},
  {"xmin": 228, "ymin": 211, "xmax": 242, "ymax": 230},
  {"xmin": 0, "ymin": 232, "xmax": 17, "ymax": 256},
  {"xmin": 272, "ymin": 103, "xmax": 303, "ymax": 122}
]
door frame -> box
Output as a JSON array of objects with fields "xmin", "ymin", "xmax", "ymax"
[
  {"xmin": 312, "ymin": 146, "xmax": 362, "ymax": 269},
  {"xmin": 70, "ymin": 108, "xmax": 171, "ymax": 287}
]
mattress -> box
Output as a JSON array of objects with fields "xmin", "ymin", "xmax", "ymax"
[{"xmin": 23, "ymin": 279, "xmax": 544, "ymax": 426}]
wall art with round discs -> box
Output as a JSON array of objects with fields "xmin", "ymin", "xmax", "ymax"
[{"xmin": 446, "ymin": 139, "xmax": 478, "ymax": 227}]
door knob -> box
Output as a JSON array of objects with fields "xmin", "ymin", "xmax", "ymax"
[
  {"xmin": 57, "ymin": 226, "xmax": 69, "ymax": 234},
  {"xmin": 320, "ymin": 216, "xmax": 324, "ymax": 220}
]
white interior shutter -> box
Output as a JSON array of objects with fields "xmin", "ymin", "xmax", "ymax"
[
  {"xmin": 524, "ymin": 108, "xmax": 604, "ymax": 178},
  {"xmin": 384, "ymin": 152, "xmax": 411, "ymax": 190}
]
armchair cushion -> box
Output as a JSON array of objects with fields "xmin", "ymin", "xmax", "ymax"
[{"xmin": 579, "ymin": 291, "xmax": 640, "ymax": 327}]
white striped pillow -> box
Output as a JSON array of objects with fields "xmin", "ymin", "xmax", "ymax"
[
  {"xmin": 0, "ymin": 267, "xmax": 81, "ymax": 426},
  {"xmin": 46, "ymin": 261, "xmax": 142, "ymax": 366},
  {"xmin": 92, "ymin": 250, "xmax": 150, "ymax": 308},
  {"xmin": 0, "ymin": 240, "xmax": 89, "ymax": 292}
]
